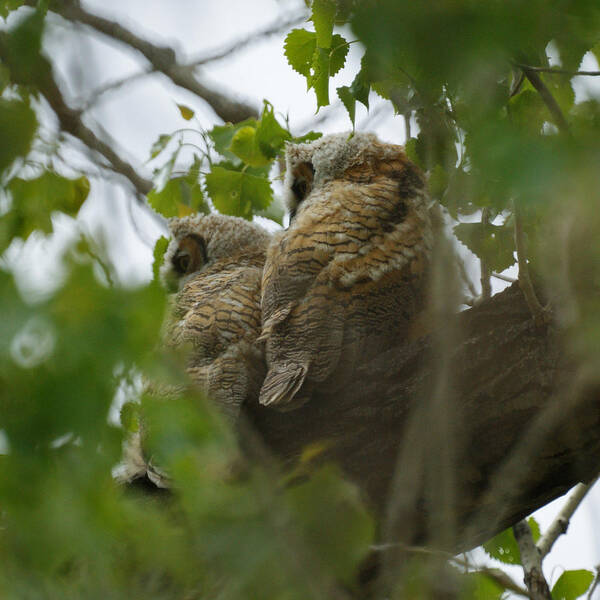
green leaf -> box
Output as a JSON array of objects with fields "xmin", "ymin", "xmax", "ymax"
[
  {"xmin": 337, "ymin": 85, "xmax": 355, "ymax": 126},
  {"xmin": 551, "ymin": 570, "xmax": 594, "ymax": 600},
  {"xmin": 293, "ymin": 130, "xmax": 323, "ymax": 144},
  {"xmin": 509, "ymin": 89, "xmax": 545, "ymax": 134},
  {"xmin": 4, "ymin": 173, "xmax": 89, "ymax": 242},
  {"xmin": 284, "ymin": 28, "xmax": 317, "ymax": 79},
  {"xmin": 310, "ymin": 47, "xmax": 330, "ymax": 107},
  {"xmin": 482, "ymin": 526, "xmax": 521, "ymax": 565},
  {"xmin": 350, "ymin": 63, "xmax": 370, "ymax": 109},
  {"xmin": 254, "ymin": 100, "xmax": 292, "ymax": 159},
  {"xmin": 329, "ymin": 33, "xmax": 349, "ymax": 76},
  {"xmin": 428, "ymin": 163, "xmax": 448, "ymax": 201},
  {"xmin": 229, "ymin": 125, "xmax": 271, "ymax": 167},
  {"xmin": 205, "ymin": 166, "xmax": 272, "ymax": 219},
  {"xmin": 459, "ymin": 573, "xmax": 504, "ymax": 600},
  {"xmin": 256, "ymin": 195, "xmax": 285, "ymax": 226},
  {"xmin": 0, "ymin": 0, "xmax": 25, "ymax": 19},
  {"xmin": 148, "ymin": 172, "xmax": 207, "ymax": 218},
  {"xmin": 454, "ymin": 222, "xmax": 516, "ymax": 273},
  {"xmin": 208, "ymin": 119, "xmax": 258, "ymax": 162},
  {"xmin": 284, "ymin": 466, "xmax": 374, "ymax": 583},
  {"xmin": 0, "ymin": 97, "xmax": 37, "ymax": 173},
  {"xmin": 149, "ymin": 134, "xmax": 172, "ymax": 159},
  {"xmin": 311, "ymin": 0, "xmax": 337, "ymax": 48},
  {"xmin": 177, "ymin": 104, "xmax": 194, "ymax": 121},
  {"xmin": 152, "ymin": 235, "xmax": 169, "ymax": 283}
]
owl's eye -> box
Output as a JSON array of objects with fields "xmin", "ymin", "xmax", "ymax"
[
  {"xmin": 291, "ymin": 178, "xmax": 309, "ymax": 201},
  {"xmin": 172, "ymin": 234, "xmax": 207, "ymax": 275}
]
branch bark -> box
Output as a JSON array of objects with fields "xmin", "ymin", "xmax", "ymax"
[
  {"xmin": 513, "ymin": 519, "xmax": 552, "ymax": 600},
  {"xmin": 244, "ymin": 283, "xmax": 600, "ymax": 552}
]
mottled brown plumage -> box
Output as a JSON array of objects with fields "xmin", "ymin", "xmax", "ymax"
[
  {"xmin": 259, "ymin": 132, "xmax": 432, "ymax": 410},
  {"xmin": 160, "ymin": 213, "xmax": 271, "ymax": 420}
]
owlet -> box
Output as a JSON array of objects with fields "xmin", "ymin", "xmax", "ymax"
[{"xmin": 259, "ymin": 132, "xmax": 432, "ymax": 410}]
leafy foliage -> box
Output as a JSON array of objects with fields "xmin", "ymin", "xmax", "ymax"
[
  {"xmin": 483, "ymin": 518, "xmax": 541, "ymax": 565},
  {"xmin": 551, "ymin": 570, "xmax": 595, "ymax": 600}
]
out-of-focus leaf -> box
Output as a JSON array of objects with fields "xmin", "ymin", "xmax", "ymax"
[
  {"xmin": 551, "ymin": 569, "xmax": 594, "ymax": 600},
  {"xmin": 509, "ymin": 89, "xmax": 545, "ymax": 134},
  {"xmin": 284, "ymin": 466, "xmax": 374, "ymax": 583},
  {"xmin": 459, "ymin": 572, "xmax": 504, "ymax": 600},
  {"xmin": 177, "ymin": 104, "xmax": 194, "ymax": 121},
  {"xmin": 0, "ymin": 98, "xmax": 37, "ymax": 173},
  {"xmin": 208, "ymin": 118, "xmax": 258, "ymax": 161},
  {"xmin": 292, "ymin": 130, "xmax": 323, "ymax": 144},
  {"xmin": 350, "ymin": 61, "xmax": 370, "ymax": 109},
  {"xmin": 205, "ymin": 166, "xmax": 272, "ymax": 219},
  {"xmin": 454, "ymin": 222, "xmax": 516, "ymax": 273},
  {"xmin": 148, "ymin": 172, "xmax": 207, "ymax": 218},
  {"xmin": 428, "ymin": 163, "xmax": 448, "ymax": 201},
  {"xmin": 229, "ymin": 126, "xmax": 271, "ymax": 167},
  {"xmin": 152, "ymin": 235, "xmax": 169, "ymax": 283},
  {"xmin": 337, "ymin": 85, "xmax": 355, "ymax": 126},
  {"xmin": 311, "ymin": 0, "xmax": 336, "ymax": 48},
  {"xmin": 0, "ymin": 0, "xmax": 25, "ymax": 19},
  {"xmin": 149, "ymin": 133, "xmax": 172, "ymax": 159}
]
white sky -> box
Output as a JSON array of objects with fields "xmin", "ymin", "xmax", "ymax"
[{"xmin": 1, "ymin": 0, "xmax": 599, "ymax": 594}]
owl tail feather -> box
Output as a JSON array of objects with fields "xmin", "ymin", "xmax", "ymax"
[{"xmin": 259, "ymin": 362, "xmax": 309, "ymax": 411}]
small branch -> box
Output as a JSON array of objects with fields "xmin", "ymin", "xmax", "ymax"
[
  {"xmin": 49, "ymin": 0, "xmax": 259, "ymax": 123},
  {"xmin": 520, "ymin": 66, "xmax": 569, "ymax": 134},
  {"xmin": 510, "ymin": 70, "xmax": 526, "ymax": 98},
  {"xmin": 537, "ymin": 477, "xmax": 598, "ymax": 558},
  {"xmin": 513, "ymin": 201, "xmax": 549, "ymax": 326},
  {"xmin": 515, "ymin": 64, "xmax": 600, "ymax": 77},
  {"xmin": 587, "ymin": 566, "xmax": 600, "ymax": 600},
  {"xmin": 492, "ymin": 271, "xmax": 517, "ymax": 283},
  {"xmin": 513, "ymin": 519, "xmax": 552, "ymax": 600},
  {"xmin": 190, "ymin": 12, "xmax": 306, "ymax": 67}
]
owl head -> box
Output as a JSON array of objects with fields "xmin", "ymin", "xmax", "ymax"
[
  {"xmin": 160, "ymin": 213, "xmax": 271, "ymax": 291},
  {"xmin": 283, "ymin": 132, "xmax": 410, "ymax": 220}
]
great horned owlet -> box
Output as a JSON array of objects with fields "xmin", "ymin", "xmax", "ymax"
[
  {"xmin": 159, "ymin": 213, "xmax": 271, "ymax": 421},
  {"xmin": 259, "ymin": 132, "xmax": 432, "ymax": 410}
]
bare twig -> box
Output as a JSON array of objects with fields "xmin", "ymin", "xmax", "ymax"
[
  {"xmin": 520, "ymin": 66, "xmax": 569, "ymax": 134},
  {"xmin": 515, "ymin": 64, "xmax": 600, "ymax": 77},
  {"xmin": 492, "ymin": 271, "xmax": 517, "ymax": 283},
  {"xmin": 510, "ymin": 70, "xmax": 526, "ymax": 98},
  {"xmin": 44, "ymin": 0, "xmax": 259, "ymax": 123},
  {"xmin": 587, "ymin": 566, "xmax": 600, "ymax": 600},
  {"xmin": 538, "ymin": 478, "xmax": 599, "ymax": 558},
  {"xmin": 513, "ymin": 201, "xmax": 549, "ymax": 326},
  {"xmin": 513, "ymin": 519, "xmax": 552, "ymax": 600},
  {"xmin": 190, "ymin": 13, "xmax": 306, "ymax": 67}
]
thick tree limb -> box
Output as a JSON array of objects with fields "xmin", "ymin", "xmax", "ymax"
[
  {"xmin": 45, "ymin": 0, "xmax": 259, "ymax": 123},
  {"xmin": 513, "ymin": 519, "xmax": 552, "ymax": 600},
  {"xmin": 244, "ymin": 283, "xmax": 600, "ymax": 552}
]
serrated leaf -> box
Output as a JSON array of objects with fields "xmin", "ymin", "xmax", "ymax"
[
  {"xmin": 177, "ymin": 104, "xmax": 194, "ymax": 121},
  {"xmin": 293, "ymin": 130, "xmax": 323, "ymax": 144},
  {"xmin": 229, "ymin": 126, "xmax": 271, "ymax": 167},
  {"xmin": 254, "ymin": 100, "xmax": 292, "ymax": 159},
  {"xmin": 148, "ymin": 175, "xmax": 207, "ymax": 218},
  {"xmin": 205, "ymin": 166, "xmax": 272, "ymax": 219},
  {"xmin": 337, "ymin": 85, "xmax": 355, "ymax": 126},
  {"xmin": 284, "ymin": 466, "xmax": 374, "ymax": 583},
  {"xmin": 0, "ymin": 97, "xmax": 36, "ymax": 173},
  {"xmin": 152, "ymin": 235, "xmax": 169, "ymax": 283},
  {"xmin": 551, "ymin": 570, "xmax": 594, "ymax": 600},
  {"xmin": 350, "ymin": 64, "xmax": 370, "ymax": 109},
  {"xmin": 482, "ymin": 526, "xmax": 521, "ymax": 565},
  {"xmin": 311, "ymin": 47, "xmax": 330, "ymax": 107},
  {"xmin": 149, "ymin": 134, "xmax": 172, "ymax": 160},
  {"xmin": 284, "ymin": 28, "xmax": 317, "ymax": 79},
  {"xmin": 454, "ymin": 222, "xmax": 516, "ymax": 273},
  {"xmin": 329, "ymin": 33, "xmax": 349, "ymax": 76},
  {"xmin": 208, "ymin": 119, "xmax": 257, "ymax": 162},
  {"xmin": 311, "ymin": 0, "xmax": 336, "ymax": 48}
]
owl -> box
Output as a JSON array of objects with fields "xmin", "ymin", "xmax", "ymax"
[
  {"xmin": 159, "ymin": 213, "xmax": 272, "ymax": 421},
  {"xmin": 259, "ymin": 132, "xmax": 432, "ymax": 410}
]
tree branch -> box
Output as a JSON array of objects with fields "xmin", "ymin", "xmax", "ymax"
[
  {"xmin": 520, "ymin": 66, "xmax": 570, "ymax": 134},
  {"xmin": 44, "ymin": 0, "xmax": 259, "ymax": 123},
  {"xmin": 516, "ymin": 64, "xmax": 600, "ymax": 77},
  {"xmin": 537, "ymin": 478, "xmax": 598, "ymax": 558},
  {"xmin": 513, "ymin": 519, "xmax": 552, "ymax": 600}
]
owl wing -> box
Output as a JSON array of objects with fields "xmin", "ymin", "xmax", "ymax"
[
  {"xmin": 260, "ymin": 171, "xmax": 430, "ymax": 410},
  {"xmin": 167, "ymin": 262, "xmax": 264, "ymax": 418}
]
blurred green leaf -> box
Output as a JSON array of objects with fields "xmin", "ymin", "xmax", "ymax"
[
  {"xmin": 311, "ymin": 0, "xmax": 336, "ymax": 48},
  {"xmin": 208, "ymin": 118, "xmax": 258, "ymax": 162},
  {"xmin": 509, "ymin": 89, "xmax": 545, "ymax": 133},
  {"xmin": 459, "ymin": 572, "xmax": 504, "ymax": 600},
  {"xmin": 149, "ymin": 133, "xmax": 172, "ymax": 159},
  {"xmin": 0, "ymin": 0, "xmax": 25, "ymax": 19},
  {"xmin": 0, "ymin": 97, "xmax": 36, "ymax": 174},
  {"xmin": 229, "ymin": 125, "xmax": 272, "ymax": 167},
  {"xmin": 152, "ymin": 235, "xmax": 169, "ymax": 282},
  {"xmin": 552, "ymin": 569, "xmax": 594, "ymax": 600},
  {"xmin": 254, "ymin": 100, "xmax": 292, "ymax": 159},
  {"xmin": 454, "ymin": 222, "xmax": 515, "ymax": 273},
  {"xmin": 349, "ymin": 60, "xmax": 370, "ymax": 109},
  {"xmin": 284, "ymin": 466, "xmax": 374, "ymax": 583},
  {"xmin": 205, "ymin": 166, "xmax": 272, "ymax": 219},
  {"xmin": 176, "ymin": 103, "xmax": 194, "ymax": 121}
]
